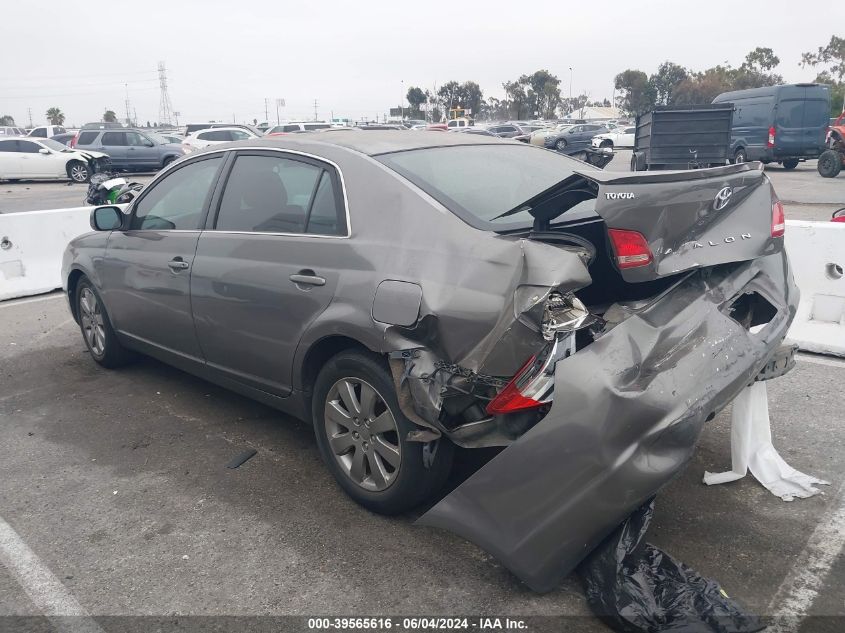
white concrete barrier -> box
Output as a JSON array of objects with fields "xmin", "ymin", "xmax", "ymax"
[
  {"xmin": 785, "ymin": 220, "xmax": 845, "ymax": 357},
  {"xmin": 0, "ymin": 207, "xmax": 94, "ymax": 301}
]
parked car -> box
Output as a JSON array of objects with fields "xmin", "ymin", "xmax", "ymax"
[
  {"xmin": 484, "ymin": 123, "xmax": 527, "ymax": 138},
  {"xmin": 27, "ymin": 125, "xmax": 67, "ymax": 138},
  {"xmin": 450, "ymin": 128, "xmax": 500, "ymax": 137},
  {"xmin": 712, "ymin": 83, "xmax": 831, "ymax": 168},
  {"xmin": 184, "ymin": 123, "xmax": 260, "ymax": 136},
  {"xmin": 64, "ymin": 131, "xmax": 797, "ymax": 592},
  {"xmin": 0, "ymin": 137, "xmax": 108, "ymax": 182},
  {"xmin": 591, "ymin": 125, "xmax": 637, "ymax": 149},
  {"xmin": 265, "ymin": 122, "xmax": 333, "ymax": 135},
  {"xmin": 183, "ymin": 127, "xmax": 259, "ymax": 149},
  {"xmin": 0, "ymin": 126, "xmax": 27, "ymax": 136},
  {"xmin": 75, "ymin": 129, "xmax": 191, "ymax": 171},
  {"xmin": 540, "ymin": 123, "xmax": 609, "ymax": 151},
  {"xmin": 152, "ymin": 132, "xmax": 184, "ymax": 145}
]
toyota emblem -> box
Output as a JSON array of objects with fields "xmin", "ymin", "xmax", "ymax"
[{"xmin": 713, "ymin": 186, "xmax": 733, "ymax": 211}]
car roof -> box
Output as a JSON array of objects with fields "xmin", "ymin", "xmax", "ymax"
[{"xmin": 224, "ymin": 130, "xmax": 515, "ymax": 156}]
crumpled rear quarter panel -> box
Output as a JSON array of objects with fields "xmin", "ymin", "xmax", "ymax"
[{"xmin": 418, "ymin": 250, "xmax": 798, "ymax": 592}]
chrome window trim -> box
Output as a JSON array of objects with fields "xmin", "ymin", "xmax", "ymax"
[{"xmin": 128, "ymin": 146, "xmax": 352, "ymax": 239}]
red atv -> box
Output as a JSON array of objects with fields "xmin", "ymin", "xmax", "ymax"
[{"xmin": 818, "ymin": 112, "xmax": 845, "ymax": 177}]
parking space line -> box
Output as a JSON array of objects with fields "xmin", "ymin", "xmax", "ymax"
[
  {"xmin": 0, "ymin": 514, "xmax": 104, "ymax": 632},
  {"xmin": 796, "ymin": 352, "xmax": 845, "ymax": 369},
  {"xmin": 0, "ymin": 292, "xmax": 64, "ymax": 309},
  {"xmin": 766, "ymin": 485, "xmax": 845, "ymax": 632}
]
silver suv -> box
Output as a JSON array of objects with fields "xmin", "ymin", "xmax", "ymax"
[{"xmin": 74, "ymin": 128, "xmax": 190, "ymax": 172}]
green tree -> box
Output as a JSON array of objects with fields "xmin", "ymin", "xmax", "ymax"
[
  {"xmin": 522, "ymin": 70, "xmax": 561, "ymax": 119},
  {"xmin": 502, "ymin": 79, "xmax": 529, "ymax": 119},
  {"xmin": 742, "ymin": 47, "xmax": 780, "ymax": 72},
  {"xmin": 0, "ymin": 115, "xmax": 15, "ymax": 126},
  {"xmin": 614, "ymin": 69, "xmax": 655, "ymax": 115},
  {"xmin": 649, "ymin": 61, "xmax": 688, "ymax": 106},
  {"xmin": 103, "ymin": 110, "xmax": 117, "ymax": 123},
  {"xmin": 671, "ymin": 66, "xmax": 734, "ymax": 105},
  {"xmin": 801, "ymin": 35, "xmax": 845, "ymax": 80},
  {"xmin": 406, "ymin": 86, "xmax": 427, "ymax": 114},
  {"xmin": 45, "ymin": 107, "xmax": 65, "ymax": 125}
]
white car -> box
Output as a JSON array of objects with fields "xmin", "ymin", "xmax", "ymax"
[
  {"xmin": 182, "ymin": 127, "xmax": 258, "ymax": 150},
  {"xmin": 0, "ymin": 137, "xmax": 108, "ymax": 182},
  {"xmin": 0, "ymin": 126, "xmax": 28, "ymax": 137},
  {"xmin": 265, "ymin": 121, "xmax": 332, "ymax": 134},
  {"xmin": 27, "ymin": 125, "xmax": 68, "ymax": 138},
  {"xmin": 591, "ymin": 126, "xmax": 637, "ymax": 149}
]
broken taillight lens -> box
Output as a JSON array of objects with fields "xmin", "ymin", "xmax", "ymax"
[
  {"xmin": 608, "ymin": 228, "xmax": 653, "ymax": 269},
  {"xmin": 486, "ymin": 339, "xmax": 561, "ymax": 415},
  {"xmin": 771, "ymin": 200, "xmax": 785, "ymax": 237}
]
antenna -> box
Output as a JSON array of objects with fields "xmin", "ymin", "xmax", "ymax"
[{"xmin": 157, "ymin": 62, "xmax": 174, "ymax": 126}]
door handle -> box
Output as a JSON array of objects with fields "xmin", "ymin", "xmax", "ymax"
[
  {"xmin": 289, "ymin": 271, "xmax": 326, "ymax": 287},
  {"xmin": 168, "ymin": 258, "xmax": 190, "ymax": 271}
]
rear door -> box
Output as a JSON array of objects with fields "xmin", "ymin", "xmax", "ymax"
[
  {"xmin": 0, "ymin": 139, "xmax": 21, "ymax": 177},
  {"xmin": 801, "ymin": 90, "xmax": 831, "ymax": 154},
  {"xmin": 774, "ymin": 86, "xmax": 806, "ymax": 156},
  {"xmin": 100, "ymin": 154, "xmax": 225, "ymax": 362},
  {"xmin": 190, "ymin": 150, "xmax": 349, "ymax": 395},
  {"xmin": 100, "ymin": 131, "xmax": 128, "ymax": 167}
]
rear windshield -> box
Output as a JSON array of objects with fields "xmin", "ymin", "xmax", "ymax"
[{"xmin": 377, "ymin": 144, "xmax": 592, "ymax": 226}]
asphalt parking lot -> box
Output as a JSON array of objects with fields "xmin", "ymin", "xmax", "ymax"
[
  {"xmin": 1, "ymin": 292, "xmax": 844, "ymax": 631},
  {"xmin": 1, "ymin": 151, "xmax": 843, "ymax": 222}
]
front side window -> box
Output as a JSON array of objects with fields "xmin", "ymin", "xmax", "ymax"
[
  {"xmin": 230, "ymin": 129, "xmax": 252, "ymax": 140},
  {"xmin": 283, "ymin": 125, "xmax": 301, "ymax": 132},
  {"xmin": 126, "ymin": 132, "xmax": 148, "ymax": 146},
  {"xmin": 77, "ymin": 131, "xmax": 98, "ymax": 145},
  {"xmin": 17, "ymin": 140, "xmax": 41, "ymax": 153},
  {"xmin": 215, "ymin": 154, "xmax": 344, "ymax": 235},
  {"xmin": 30, "ymin": 128, "xmax": 47, "ymax": 137},
  {"xmin": 130, "ymin": 156, "xmax": 222, "ymax": 230}
]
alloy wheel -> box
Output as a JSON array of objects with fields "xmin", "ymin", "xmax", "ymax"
[
  {"xmin": 79, "ymin": 287, "xmax": 106, "ymax": 357},
  {"xmin": 70, "ymin": 163, "xmax": 89, "ymax": 182},
  {"xmin": 324, "ymin": 378, "xmax": 401, "ymax": 492}
]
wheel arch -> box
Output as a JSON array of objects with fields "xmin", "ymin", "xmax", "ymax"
[
  {"xmin": 66, "ymin": 268, "xmax": 87, "ymax": 323},
  {"xmin": 298, "ymin": 334, "xmax": 379, "ymax": 395}
]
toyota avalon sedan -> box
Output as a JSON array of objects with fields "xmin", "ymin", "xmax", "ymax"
[{"xmin": 62, "ymin": 131, "xmax": 798, "ymax": 592}]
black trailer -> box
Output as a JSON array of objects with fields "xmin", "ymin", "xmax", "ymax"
[{"xmin": 631, "ymin": 104, "xmax": 734, "ymax": 171}]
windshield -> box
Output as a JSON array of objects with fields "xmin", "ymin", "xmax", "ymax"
[
  {"xmin": 377, "ymin": 144, "xmax": 595, "ymax": 226},
  {"xmin": 41, "ymin": 138, "xmax": 69, "ymax": 151}
]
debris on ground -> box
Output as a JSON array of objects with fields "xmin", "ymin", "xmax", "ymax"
[{"xmin": 577, "ymin": 499, "xmax": 764, "ymax": 633}]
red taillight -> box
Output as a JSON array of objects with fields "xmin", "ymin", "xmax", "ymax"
[
  {"xmin": 767, "ymin": 126, "xmax": 776, "ymax": 148},
  {"xmin": 486, "ymin": 340, "xmax": 562, "ymax": 415},
  {"xmin": 607, "ymin": 228, "xmax": 653, "ymax": 269},
  {"xmin": 69, "ymin": 133, "xmax": 78, "ymax": 148},
  {"xmin": 771, "ymin": 200, "xmax": 785, "ymax": 237}
]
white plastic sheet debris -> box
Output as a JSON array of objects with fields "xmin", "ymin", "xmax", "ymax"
[{"xmin": 704, "ymin": 381, "xmax": 830, "ymax": 501}]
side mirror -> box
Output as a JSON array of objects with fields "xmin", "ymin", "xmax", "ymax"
[
  {"xmin": 143, "ymin": 140, "xmax": 154, "ymax": 147},
  {"xmin": 90, "ymin": 206, "xmax": 123, "ymax": 231},
  {"xmin": 39, "ymin": 148, "xmax": 50, "ymax": 154}
]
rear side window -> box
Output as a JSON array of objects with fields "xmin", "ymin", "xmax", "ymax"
[
  {"xmin": 215, "ymin": 154, "xmax": 345, "ymax": 235},
  {"xmin": 0, "ymin": 140, "xmax": 15, "ymax": 151},
  {"xmin": 131, "ymin": 157, "xmax": 222, "ymax": 230},
  {"xmin": 102, "ymin": 132, "xmax": 127, "ymax": 146},
  {"xmin": 77, "ymin": 131, "xmax": 98, "ymax": 145},
  {"xmin": 283, "ymin": 124, "xmax": 301, "ymax": 132},
  {"xmin": 199, "ymin": 130, "xmax": 229, "ymax": 141}
]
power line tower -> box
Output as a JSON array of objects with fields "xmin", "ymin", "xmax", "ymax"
[
  {"xmin": 157, "ymin": 61, "xmax": 174, "ymax": 127},
  {"xmin": 313, "ymin": 99, "xmax": 318, "ymax": 121}
]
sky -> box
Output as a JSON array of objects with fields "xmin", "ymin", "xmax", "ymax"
[{"xmin": 0, "ymin": 0, "xmax": 836, "ymax": 127}]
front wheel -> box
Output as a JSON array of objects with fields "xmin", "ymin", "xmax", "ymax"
[
  {"xmin": 555, "ymin": 139, "xmax": 567, "ymax": 151},
  {"xmin": 817, "ymin": 150, "xmax": 842, "ymax": 178},
  {"xmin": 599, "ymin": 139, "xmax": 612, "ymax": 148},
  {"xmin": 67, "ymin": 160, "xmax": 90, "ymax": 183},
  {"xmin": 75, "ymin": 277, "xmax": 135, "ymax": 368},
  {"xmin": 781, "ymin": 158, "xmax": 800, "ymax": 170},
  {"xmin": 312, "ymin": 350, "xmax": 453, "ymax": 515}
]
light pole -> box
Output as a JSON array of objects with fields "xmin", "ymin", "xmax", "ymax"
[
  {"xmin": 569, "ymin": 67, "xmax": 573, "ymax": 102},
  {"xmin": 400, "ymin": 80, "xmax": 404, "ymax": 121}
]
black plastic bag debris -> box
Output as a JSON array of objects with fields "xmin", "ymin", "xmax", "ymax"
[{"xmin": 576, "ymin": 499, "xmax": 764, "ymax": 633}]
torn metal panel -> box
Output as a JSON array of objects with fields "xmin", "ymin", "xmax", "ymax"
[{"xmin": 418, "ymin": 250, "xmax": 798, "ymax": 592}]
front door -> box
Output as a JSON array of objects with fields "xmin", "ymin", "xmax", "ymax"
[
  {"xmin": 190, "ymin": 150, "xmax": 349, "ymax": 395},
  {"xmin": 100, "ymin": 154, "xmax": 225, "ymax": 361},
  {"xmin": 125, "ymin": 131, "xmax": 159, "ymax": 169}
]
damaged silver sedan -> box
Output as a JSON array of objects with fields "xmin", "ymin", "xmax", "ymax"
[{"xmin": 62, "ymin": 131, "xmax": 798, "ymax": 592}]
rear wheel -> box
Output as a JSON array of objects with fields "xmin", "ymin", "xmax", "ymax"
[
  {"xmin": 817, "ymin": 150, "xmax": 842, "ymax": 178},
  {"xmin": 75, "ymin": 277, "xmax": 135, "ymax": 368},
  {"xmin": 734, "ymin": 148, "xmax": 747, "ymax": 164},
  {"xmin": 312, "ymin": 350, "xmax": 453, "ymax": 515},
  {"xmin": 67, "ymin": 160, "xmax": 90, "ymax": 183},
  {"xmin": 781, "ymin": 158, "xmax": 799, "ymax": 170}
]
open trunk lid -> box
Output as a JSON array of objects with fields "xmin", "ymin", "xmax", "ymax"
[{"xmin": 518, "ymin": 162, "xmax": 782, "ymax": 284}]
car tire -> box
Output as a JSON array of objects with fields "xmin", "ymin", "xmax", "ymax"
[
  {"xmin": 75, "ymin": 277, "xmax": 135, "ymax": 368},
  {"xmin": 555, "ymin": 139, "xmax": 568, "ymax": 151},
  {"xmin": 162, "ymin": 156, "xmax": 176, "ymax": 169},
  {"xmin": 817, "ymin": 150, "xmax": 842, "ymax": 178},
  {"xmin": 782, "ymin": 158, "xmax": 800, "ymax": 170},
  {"xmin": 67, "ymin": 160, "xmax": 90, "ymax": 183},
  {"xmin": 600, "ymin": 140, "xmax": 613, "ymax": 148},
  {"xmin": 734, "ymin": 148, "xmax": 747, "ymax": 164},
  {"xmin": 312, "ymin": 349, "xmax": 453, "ymax": 515}
]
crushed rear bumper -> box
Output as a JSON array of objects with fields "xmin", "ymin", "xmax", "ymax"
[{"xmin": 418, "ymin": 250, "xmax": 798, "ymax": 592}]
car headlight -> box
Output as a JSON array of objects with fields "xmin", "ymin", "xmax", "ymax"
[{"xmin": 181, "ymin": 145, "xmax": 194, "ymax": 153}]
